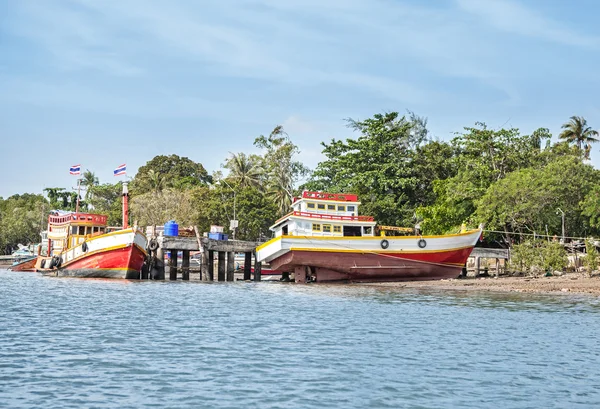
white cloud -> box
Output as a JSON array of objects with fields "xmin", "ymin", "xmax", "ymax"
[{"xmin": 456, "ymin": 0, "xmax": 599, "ymax": 48}]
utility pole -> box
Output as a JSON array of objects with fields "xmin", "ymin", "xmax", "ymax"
[{"xmin": 557, "ymin": 208, "xmax": 565, "ymax": 243}]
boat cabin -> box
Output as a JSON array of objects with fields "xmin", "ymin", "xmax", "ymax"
[
  {"xmin": 269, "ymin": 191, "xmax": 376, "ymax": 237},
  {"xmin": 47, "ymin": 212, "xmax": 108, "ymax": 256}
]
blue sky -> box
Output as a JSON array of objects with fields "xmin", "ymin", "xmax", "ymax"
[{"xmin": 1, "ymin": 0, "xmax": 599, "ymax": 198}]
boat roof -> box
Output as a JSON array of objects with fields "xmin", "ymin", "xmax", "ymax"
[
  {"xmin": 48, "ymin": 212, "xmax": 108, "ymax": 226},
  {"xmin": 297, "ymin": 191, "xmax": 360, "ymax": 203}
]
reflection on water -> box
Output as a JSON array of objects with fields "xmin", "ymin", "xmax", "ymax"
[{"xmin": 1, "ymin": 269, "xmax": 600, "ymax": 408}]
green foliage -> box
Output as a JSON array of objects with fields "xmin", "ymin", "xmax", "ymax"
[
  {"xmin": 509, "ymin": 240, "xmax": 568, "ymax": 275},
  {"xmin": 88, "ymin": 183, "xmax": 122, "ymax": 226},
  {"xmin": 254, "ymin": 126, "xmax": 309, "ymax": 215},
  {"xmin": 306, "ymin": 112, "xmax": 448, "ymax": 228},
  {"xmin": 584, "ymin": 239, "xmax": 599, "ymax": 274},
  {"xmin": 559, "ymin": 116, "xmax": 599, "ymax": 159},
  {"xmin": 0, "ymin": 194, "xmax": 48, "ymax": 254},
  {"xmin": 132, "ymin": 154, "xmax": 211, "ymax": 194}
]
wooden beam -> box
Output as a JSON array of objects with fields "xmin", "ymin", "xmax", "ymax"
[
  {"xmin": 168, "ymin": 250, "xmax": 178, "ymax": 280},
  {"xmin": 182, "ymin": 250, "xmax": 190, "ymax": 281},
  {"xmin": 154, "ymin": 247, "xmax": 165, "ymax": 280},
  {"xmin": 208, "ymin": 250, "xmax": 214, "ymax": 281},
  {"xmin": 226, "ymin": 251, "xmax": 235, "ymax": 281},
  {"xmin": 201, "ymin": 247, "xmax": 210, "ymax": 281},
  {"xmin": 217, "ymin": 251, "xmax": 226, "ymax": 282},
  {"xmin": 244, "ymin": 252, "xmax": 252, "ymax": 281}
]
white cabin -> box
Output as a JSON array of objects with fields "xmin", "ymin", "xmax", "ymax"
[{"xmin": 270, "ymin": 191, "xmax": 377, "ymax": 238}]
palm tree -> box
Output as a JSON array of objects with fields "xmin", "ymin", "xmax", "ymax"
[
  {"xmin": 225, "ymin": 152, "xmax": 263, "ymax": 190},
  {"xmin": 80, "ymin": 170, "xmax": 99, "ymax": 201},
  {"xmin": 267, "ymin": 171, "xmax": 293, "ymax": 216},
  {"xmin": 43, "ymin": 187, "xmax": 65, "ymax": 209},
  {"xmin": 559, "ymin": 116, "xmax": 599, "ymax": 159}
]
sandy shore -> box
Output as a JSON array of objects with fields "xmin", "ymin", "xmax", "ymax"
[{"xmin": 366, "ymin": 274, "xmax": 600, "ymax": 296}]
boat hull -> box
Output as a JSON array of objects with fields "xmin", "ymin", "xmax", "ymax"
[
  {"xmin": 257, "ymin": 229, "xmax": 481, "ymax": 283},
  {"xmin": 41, "ymin": 229, "xmax": 147, "ymax": 279},
  {"xmin": 10, "ymin": 256, "xmax": 38, "ymax": 272}
]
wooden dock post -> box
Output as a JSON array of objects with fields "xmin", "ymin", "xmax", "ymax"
[
  {"xmin": 201, "ymin": 247, "xmax": 210, "ymax": 281},
  {"xmin": 244, "ymin": 252, "xmax": 252, "ymax": 280},
  {"xmin": 208, "ymin": 250, "xmax": 214, "ymax": 281},
  {"xmin": 254, "ymin": 257, "xmax": 262, "ymax": 282},
  {"xmin": 169, "ymin": 250, "xmax": 178, "ymax": 280},
  {"xmin": 495, "ymin": 258, "xmax": 500, "ymax": 278},
  {"xmin": 217, "ymin": 251, "xmax": 226, "ymax": 281},
  {"xmin": 226, "ymin": 251, "xmax": 235, "ymax": 281},
  {"xmin": 154, "ymin": 247, "xmax": 165, "ymax": 280},
  {"xmin": 475, "ymin": 256, "xmax": 481, "ymax": 277},
  {"xmin": 182, "ymin": 250, "xmax": 190, "ymax": 281}
]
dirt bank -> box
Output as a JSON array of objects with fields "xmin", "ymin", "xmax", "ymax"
[{"xmin": 365, "ymin": 274, "xmax": 600, "ymax": 296}]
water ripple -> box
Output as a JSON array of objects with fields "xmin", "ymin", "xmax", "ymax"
[{"xmin": 1, "ymin": 270, "xmax": 600, "ymax": 408}]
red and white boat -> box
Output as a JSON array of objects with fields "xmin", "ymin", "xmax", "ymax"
[
  {"xmin": 256, "ymin": 191, "xmax": 482, "ymax": 283},
  {"xmin": 37, "ymin": 182, "xmax": 148, "ymax": 279}
]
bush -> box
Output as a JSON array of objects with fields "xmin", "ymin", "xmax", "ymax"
[
  {"xmin": 584, "ymin": 239, "xmax": 599, "ymax": 276},
  {"xmin": 509, "ymin": 240, "xmax": 568, "ymax": 275}
]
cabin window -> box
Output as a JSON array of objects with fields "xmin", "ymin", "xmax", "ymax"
[
  {"xmin": 71, "ymin": 226, "xmax": 78, "ymax": 234},
  {"xmin": 327, "ymin": 204, "xmax": 335, "ymax": 210},
  {"xmin": 317, "ymin": 204, "xmax": 325, "ymax": 210},
  {"xmin": 333, "ymin": 225, "xmax": 341, "ymax": 233},
  {"xmin": 78, "ymin": 226, "xmax": 86, "ymax": 235},
  {"xmin": 323, "ymin": 224, "xmax": 331, "ymax": 233},
  {"xmin": 363, "ymin": 226, "xmax": 373, "ymax": 235},
  {"xmin": 312, "ymin": 223, "xmax": 321, "ymax": 231},
  {"xmin": 338, "ymin": 205, "xmax": 346, "ymax": 211},
  {"xmin": 347, "ymin": 205, "xmax": 355, "ymax": 212},
  {"xmin": 307, "ymin": 203, "xmax": 315, "ymax": 209}
]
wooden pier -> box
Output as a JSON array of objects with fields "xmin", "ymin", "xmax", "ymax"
[{"xmin": 147, "ymin": 234, "xmax": 263, "ymax": 282}]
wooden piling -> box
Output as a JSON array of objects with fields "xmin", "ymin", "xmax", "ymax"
[
  {"xmin": 495, "ymin": 258, "xmax": 500, "ymax": 278},
  {"xmin": 254, "ymin": 259, "xmax": 262, "ymax": 282},
  {"xmin": 201, "ymin": 247, "xmax": 210, "ymax": 281},
  {"xmin": 155, "ymin": 247, "xmax": 165, "ymax": 280},
  {"xmin": 208, "ymin": 250, "xmax": 215, "ymax": 281},
  {"xmin": 182, "ymin": 250, "xmax": 190, "ymax": 281},
  {"xmin": 226, "ymin": 251, "xmax": 235, "ymax": 281},
  {"xmin": 169, "ymin": 250, "xmax": 178, "ymax": 280},
  {"xmin": 217, "ymin": 251, "xmax": 226, "ymax": 281},
  {"xmin": 244, "ymin": 252, "xmax": 252, "ymax": 281},
  {"xmin": 475, "ymin": 256, "xmax": 481, "ymax": 277}
]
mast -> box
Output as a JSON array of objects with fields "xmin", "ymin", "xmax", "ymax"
[
  {"xmin": 75, "ymin": 178, "xmax": 81, "ymax": 213},
  {"xmin": 122, "ymin": 181, "xmax": 129, "ymax": 229}
]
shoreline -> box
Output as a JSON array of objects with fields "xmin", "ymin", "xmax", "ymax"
[{"xmin": 363, "ymin": 273, "xmax": 600, "ymax": 296}]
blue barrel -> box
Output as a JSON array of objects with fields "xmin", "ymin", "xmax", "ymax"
[{"xmin": 164, "ymin": 220, "xmax": 179, "ymax": 236}]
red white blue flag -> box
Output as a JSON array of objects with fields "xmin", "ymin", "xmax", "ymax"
[
  {"xmin": 69, "ymin": 164, "xmax": 81, "ymax": 175},
  {"xmin": 114, "ymin": 164, "xmax": 126, "ymax": 176}
]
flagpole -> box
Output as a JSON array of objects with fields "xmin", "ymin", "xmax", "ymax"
[{"xmin": 75, "ymin": 177, "xmax": 81, "ymax": 213}]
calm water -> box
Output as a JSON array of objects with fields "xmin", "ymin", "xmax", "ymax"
[{"xmin": 1, "ymin": 270, "xmax": 600, "ymax": 408}]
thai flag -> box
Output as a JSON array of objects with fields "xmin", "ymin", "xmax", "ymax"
[
  {"xmin": 114, "ymin": 164, "xmax": 127, "ymax": 176},
  {"xmin": 69, "ymin": 164, "xmax": 81, "ymax": 175}
]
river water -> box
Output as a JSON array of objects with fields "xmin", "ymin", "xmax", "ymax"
[{"xmin": 1, "ymin": 270, "xmax": 600, "ymax": 408}]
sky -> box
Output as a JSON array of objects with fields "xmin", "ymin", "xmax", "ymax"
[{"xmin": 1, "ymin": 0, "xmax": 599, "ymax": 198}]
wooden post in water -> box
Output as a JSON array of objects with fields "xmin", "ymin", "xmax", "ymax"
[
  {"xmin": 495, "ymin": 258, "xmax": 500, "ymax": 278},
  {"xmin": 217, "ymin": 251, "xmax": 226, "ymax": 281},
  {"xmin": 201, "ymin": 247, "xmax": 210, "ymax": 281},
  {"xmin": 244, "ymin": 252, "xmax": 252, "ymax": 281},
  {"xmin": 155, "ymin": 247, "xmax": 165, "ymax": 280},
  {"xmin": 208, "ymin": 250, "xmax": 214, "ymax": 281},
  {"xmin": 254, "ymin": 253, "xmax": 262, "ymax": 282},
  {"xmin": 475, "ymin": 256, "xmax": 481, "ymax": 278},
  {"xmin": 226, "ymin": 251, "xmax": 235, "ymax": 281},
  {"xmin": 182, "ymin": 250, "xmax": 190, "ymax": 281},
  {"xmin": 169, "ymin": 250, "xmax": 178, "ymax": 280}
]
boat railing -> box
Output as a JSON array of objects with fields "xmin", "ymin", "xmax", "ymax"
[
  {"xmin": 302, "ymin": 191, "xmax": 359, "ymax": 202},
  {"xmin": 48, "ymin": 213, "xmax": 108, "ymax": 226},
  {"xmin": 292, "ymin": 211, "xmax": 374, "ymax": 222}
]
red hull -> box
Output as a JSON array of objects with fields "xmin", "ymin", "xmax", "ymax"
[
  {"xmin": 52, "ymin": 245, "xmax": 146, "ymax": 279},
  {"xmin": 270, "ymin": 248, "xmax": 474, "ymax": 283}
]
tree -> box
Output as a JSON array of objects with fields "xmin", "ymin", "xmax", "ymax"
[
  {"xmin": 306, "ymin": 112, "xmax": 445, "ymax": 227},
  {"xmin": 88, "ymin": 183, "xmax": 123, "ymax": 226},
  {"xmin": 80, "ymin": 170, "xmax": 99, "ymax": 201},
  {"xmin": 43, "ymin": 187, "xmax": 65, "ymax": 209},
  {"xmin": 255, "ymin": 126, "xmax": 309, "ymax": 216},
  {"xmin": 0, "ymin": 194, "xmax": 48, "ymax": 254},
  {"xmin": 559, "ymin": 116, "xmax": 598, "ymax": 159},
  {"xmin": 132, "ymin": 154, "xmax": 211, "ymax": 194},
  {"xmin": 224, "ymin": 152, "xmax": 263, "ymax": 190}
]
